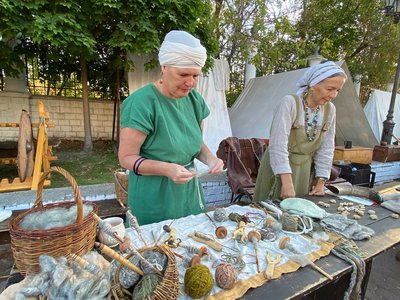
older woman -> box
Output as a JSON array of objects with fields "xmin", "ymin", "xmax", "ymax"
[
  {"xmin": 119, "ymin": 30, "xmax": 224, "ymax": 225},
  {"xmin": 253, "ymin": 61, "xmax": 347, "ymax": 201}
]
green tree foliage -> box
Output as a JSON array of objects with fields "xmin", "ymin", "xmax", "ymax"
[
  {"xmin": 213, "ymin": 0, "xmax": 400, "ymax": 107},
  {"xmin": 297, "ymin": 0, "xmax": 400, "ymax": 104},
  {"xmin": 0, "ymin": 0, "xmax": 217, "ymax": 151},
  {"xmin": 212, "ymin": 0, "xmax": 269, "ymax": 106}
]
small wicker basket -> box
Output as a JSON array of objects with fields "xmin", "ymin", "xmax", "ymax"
[
  {"xmin": 9, "ymin": 166, "xmax": 98, "ymax": 274},
  {"xmin": 111, "ymin": 245, "xmax": 179, "ymax": 300},
  {"xmin": 113, "ymin": 169, "xmax": 128, "ymax": 206}
]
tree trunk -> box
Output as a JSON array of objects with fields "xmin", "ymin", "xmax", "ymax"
[
  {"xmin": 116, "ymin": 69, "xmax": 121, "ymax": 148},
  {"xmin": 80, "ymin": 56, "xmax": 93, "ymax": 152}
]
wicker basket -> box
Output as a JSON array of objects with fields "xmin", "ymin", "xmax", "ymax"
[
  {"xmin": 9, "ymin": 166, "xmax": 98, "ymax": 274},
  {"xmin": 111, "ymin": 245, "xmax": 179, "ymax": 300},
  {"xmin": 113, "ymin": 169, "xmax": 128, "ymax": 205}
]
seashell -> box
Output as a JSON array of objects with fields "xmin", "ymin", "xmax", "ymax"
[
  {"xmin": 369, "ymin": 214, "xmax": 378, "ymax": 220},
  {"xmin": 353, "ymin": 214, "xmax": 361, "ymax": 220},
  {"xmin": 391, "ymin": 213, "xmax": 399, "ymax": 219},
  {"xmin": 368, "ymin": 210, "xmax": 376, "ymax": 215},
  {"xmin": 329, "ymin": 199, "xmax": 337, "ymax": 204},
  {"xmin": 337, "ymin": 206, "xmax": 344, "ymax": 212}
]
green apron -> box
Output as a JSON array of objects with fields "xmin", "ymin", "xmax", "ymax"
[
  {"xmin": 121, "ymin": 84, "xmax": 209, "ymax": 225},
  {"xmin": 253, "ymin": 95, "xmax": 331, "ymax": 201}
]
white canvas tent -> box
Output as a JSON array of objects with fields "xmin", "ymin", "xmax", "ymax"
[
  {"xmin": 363, "ymin": 89, "xmax": 400, "ymax": 144},
  {"xmin": 229, "ymin": 61, "xmax": 378, "ymax": 148},
  {"xmin": 126, "ymin": 56, "xmax": 232, "ymax": 170}
]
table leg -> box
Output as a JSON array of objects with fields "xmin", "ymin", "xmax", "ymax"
[{"xmin": 360, "ymin": 258, "xmax": 373, "ymax": 300}]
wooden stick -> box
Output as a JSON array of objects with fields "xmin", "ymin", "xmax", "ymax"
[
  {"xmin": 309, "ymin": 261, "xmax": 333, "ymax": 280},
  {"xmin": 94, "ymin": 213, "xmax": 161, "ymax": 275},
  {"xmin": 255, "ymin": 247, "xmax": 260, "ymax": 273},
  {"xmin": 95, "ymin": 242, "xmax": 144, "ymax": 276},
  {"xmin": 188, "ymin": 233, "xmax": 223, "ymax": 251}
]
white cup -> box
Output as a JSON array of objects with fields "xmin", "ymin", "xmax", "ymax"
[{"xmin": 98, "ymin": 217, "xmax": 126, "ymax": 247}]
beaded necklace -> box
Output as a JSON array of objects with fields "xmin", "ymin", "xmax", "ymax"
[{"xmin": 302, "ymin": 99, "xmax": 319, "ymax": 141}]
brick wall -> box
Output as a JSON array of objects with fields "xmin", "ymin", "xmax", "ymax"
[
  {"xmin": 0, "ymin": 91, "xmax": 114, "ymax": 142},
  {"xmin": 202, "ymin": 179, "xmax": 232, "ymax": 206}
]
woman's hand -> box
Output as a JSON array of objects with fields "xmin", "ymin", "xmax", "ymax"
[
  {"xmin": 280, "ymin": 173, "xmax": 295, "ymax": 199},
  {"xmin": 309, "ymin": 178, "xmax": 326, "ymax": 196},
  {"xmin": 166, "ymin": 163, "xmax": 196, "ymax": 184},
  {"xmin": 207, "ymin": 156, "xmax": 224, "ymax": 175}
]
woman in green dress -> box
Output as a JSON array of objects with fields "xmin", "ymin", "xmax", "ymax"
[
  {"xmin": 253, "ymin": 61, "xmax": 347, "ymax": 201},
  {"xmin": 119, "ymin": 30, "xmax": 224, "ymax": 225}
]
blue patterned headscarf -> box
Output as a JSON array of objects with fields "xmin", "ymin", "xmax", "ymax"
[{"xmin": 296, "ymin": 61, "xmax": 347, "ymax": 95}]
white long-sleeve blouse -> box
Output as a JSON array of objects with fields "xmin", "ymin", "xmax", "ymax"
[{"xmin": 268, "ymin": 94, "xmax": 336, "ymax": 179}]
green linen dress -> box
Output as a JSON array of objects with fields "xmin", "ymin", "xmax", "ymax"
[
  {"xmin": 120, "ymin": 83, "xmax": 210, "ymax": 225},
  {"xmin": 253, "ymin": 95, "xmax": 331, "ymax": 201}
]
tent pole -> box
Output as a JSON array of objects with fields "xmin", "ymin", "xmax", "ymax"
[{"xmin": 381, "ymin": 50, "xmax": 400, "ymax": 145}]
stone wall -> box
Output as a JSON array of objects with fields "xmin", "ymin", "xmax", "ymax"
[{"xmin": 0, "ymin": 91, "xmax": 114, "ymax": 142}]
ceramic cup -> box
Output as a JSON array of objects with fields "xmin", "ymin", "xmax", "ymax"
[{"xmin": 98, "ymin": 217, "xmax": 125, "ymax": 247}]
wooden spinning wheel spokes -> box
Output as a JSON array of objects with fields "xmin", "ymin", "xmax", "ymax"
[{"xmin": 17, "ymin": 110, "xmax": 35, "ymax": 182}]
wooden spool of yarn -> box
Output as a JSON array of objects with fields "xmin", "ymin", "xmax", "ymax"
[
  {"xmin": 215, "ymin": 263, "xmax": 237, "ymax": 290},
  {"xmin": 279, "ymin": 236, "xmax": 291, "ymax": 250},
  {"xmin": 184, "ymin": 265, "xmax": 214, "ymax": 299},
  {"xmin": 248, "ymin": 230, "xmax": 261, "ymax": 243},
  {"xmin": 248, "ymin": 230, "xmax": 262, "ymax": 273},
  {"xmin": 215, "ymin": 226, "xmax": 228, "ymax": 239}
]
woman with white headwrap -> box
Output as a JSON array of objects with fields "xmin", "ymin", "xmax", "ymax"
[
  {"xmin": 253, "ymin": 61, "xmax": 347, "ymax": 201},
  {"xmin": 119, "ymin": 30, "xmax": 224, "ymax": 225}
]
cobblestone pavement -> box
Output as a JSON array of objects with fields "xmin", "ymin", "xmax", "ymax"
[{"xmin": 364, "ymin": 245, "xmax": 400, "ymax": 300}]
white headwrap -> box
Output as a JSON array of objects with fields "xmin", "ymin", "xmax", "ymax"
[
  {"xmin": 158, "ymin": 30, "xmax": 207, "ymax": 69},
  {"xmin": 296, "ymin": 61, "xmax": 347, "ymax": 95}
]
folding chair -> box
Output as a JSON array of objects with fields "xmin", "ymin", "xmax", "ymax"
[{"xmin": 217, "ymin": 137, "xmax": 268, "ymax": 202}]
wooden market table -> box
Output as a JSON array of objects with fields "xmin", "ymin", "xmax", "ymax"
[
  {"xmin": 240, "ymin": 194, "xmax": 400, "ymax": 300},
  {"xmin": 0, "ymin": 195, "xmax": 399, "ymax": 299}
]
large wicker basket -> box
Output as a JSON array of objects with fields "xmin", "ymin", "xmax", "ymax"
[
  {"xmin": 111, "ymin": 245, "xmax": 179, "ymax": 300},
  {"xmin": 113, "ymin": 169, "xmax": 128, "ymax": 205},
  {"xmin": 9, "ymin": 166, "xmax": 98, "ymax": 274}
]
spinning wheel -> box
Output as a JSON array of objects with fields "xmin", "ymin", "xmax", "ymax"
[
  {"xmin": 0, "ymin": 101, "xmax": 56, "ymax": 192},
  {"xmin": 17, "ymin": 110, "xmax": 35, "ymax": 181}
]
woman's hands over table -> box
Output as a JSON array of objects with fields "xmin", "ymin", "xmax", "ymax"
[{"xmin": 167, "ymin": 163, "xmax": 196, "ymax": 184}]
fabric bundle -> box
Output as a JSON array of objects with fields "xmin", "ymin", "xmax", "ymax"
[{"xmin": 280, "ymin": 198, "xmax": 375, "ymax": 240}]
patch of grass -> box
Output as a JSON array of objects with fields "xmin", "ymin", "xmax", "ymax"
[{"xmin": 0, "ymin": 140, "xmax": 121, "ymax": 189}]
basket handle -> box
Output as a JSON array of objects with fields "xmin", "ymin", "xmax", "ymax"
[
  {"xmin": 35, "ymin": 166, "xmax": 84, "ymax": 224},
  {"xmin": 113, "ymin": 169, "xmax": 128, "ymax": 194}
]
